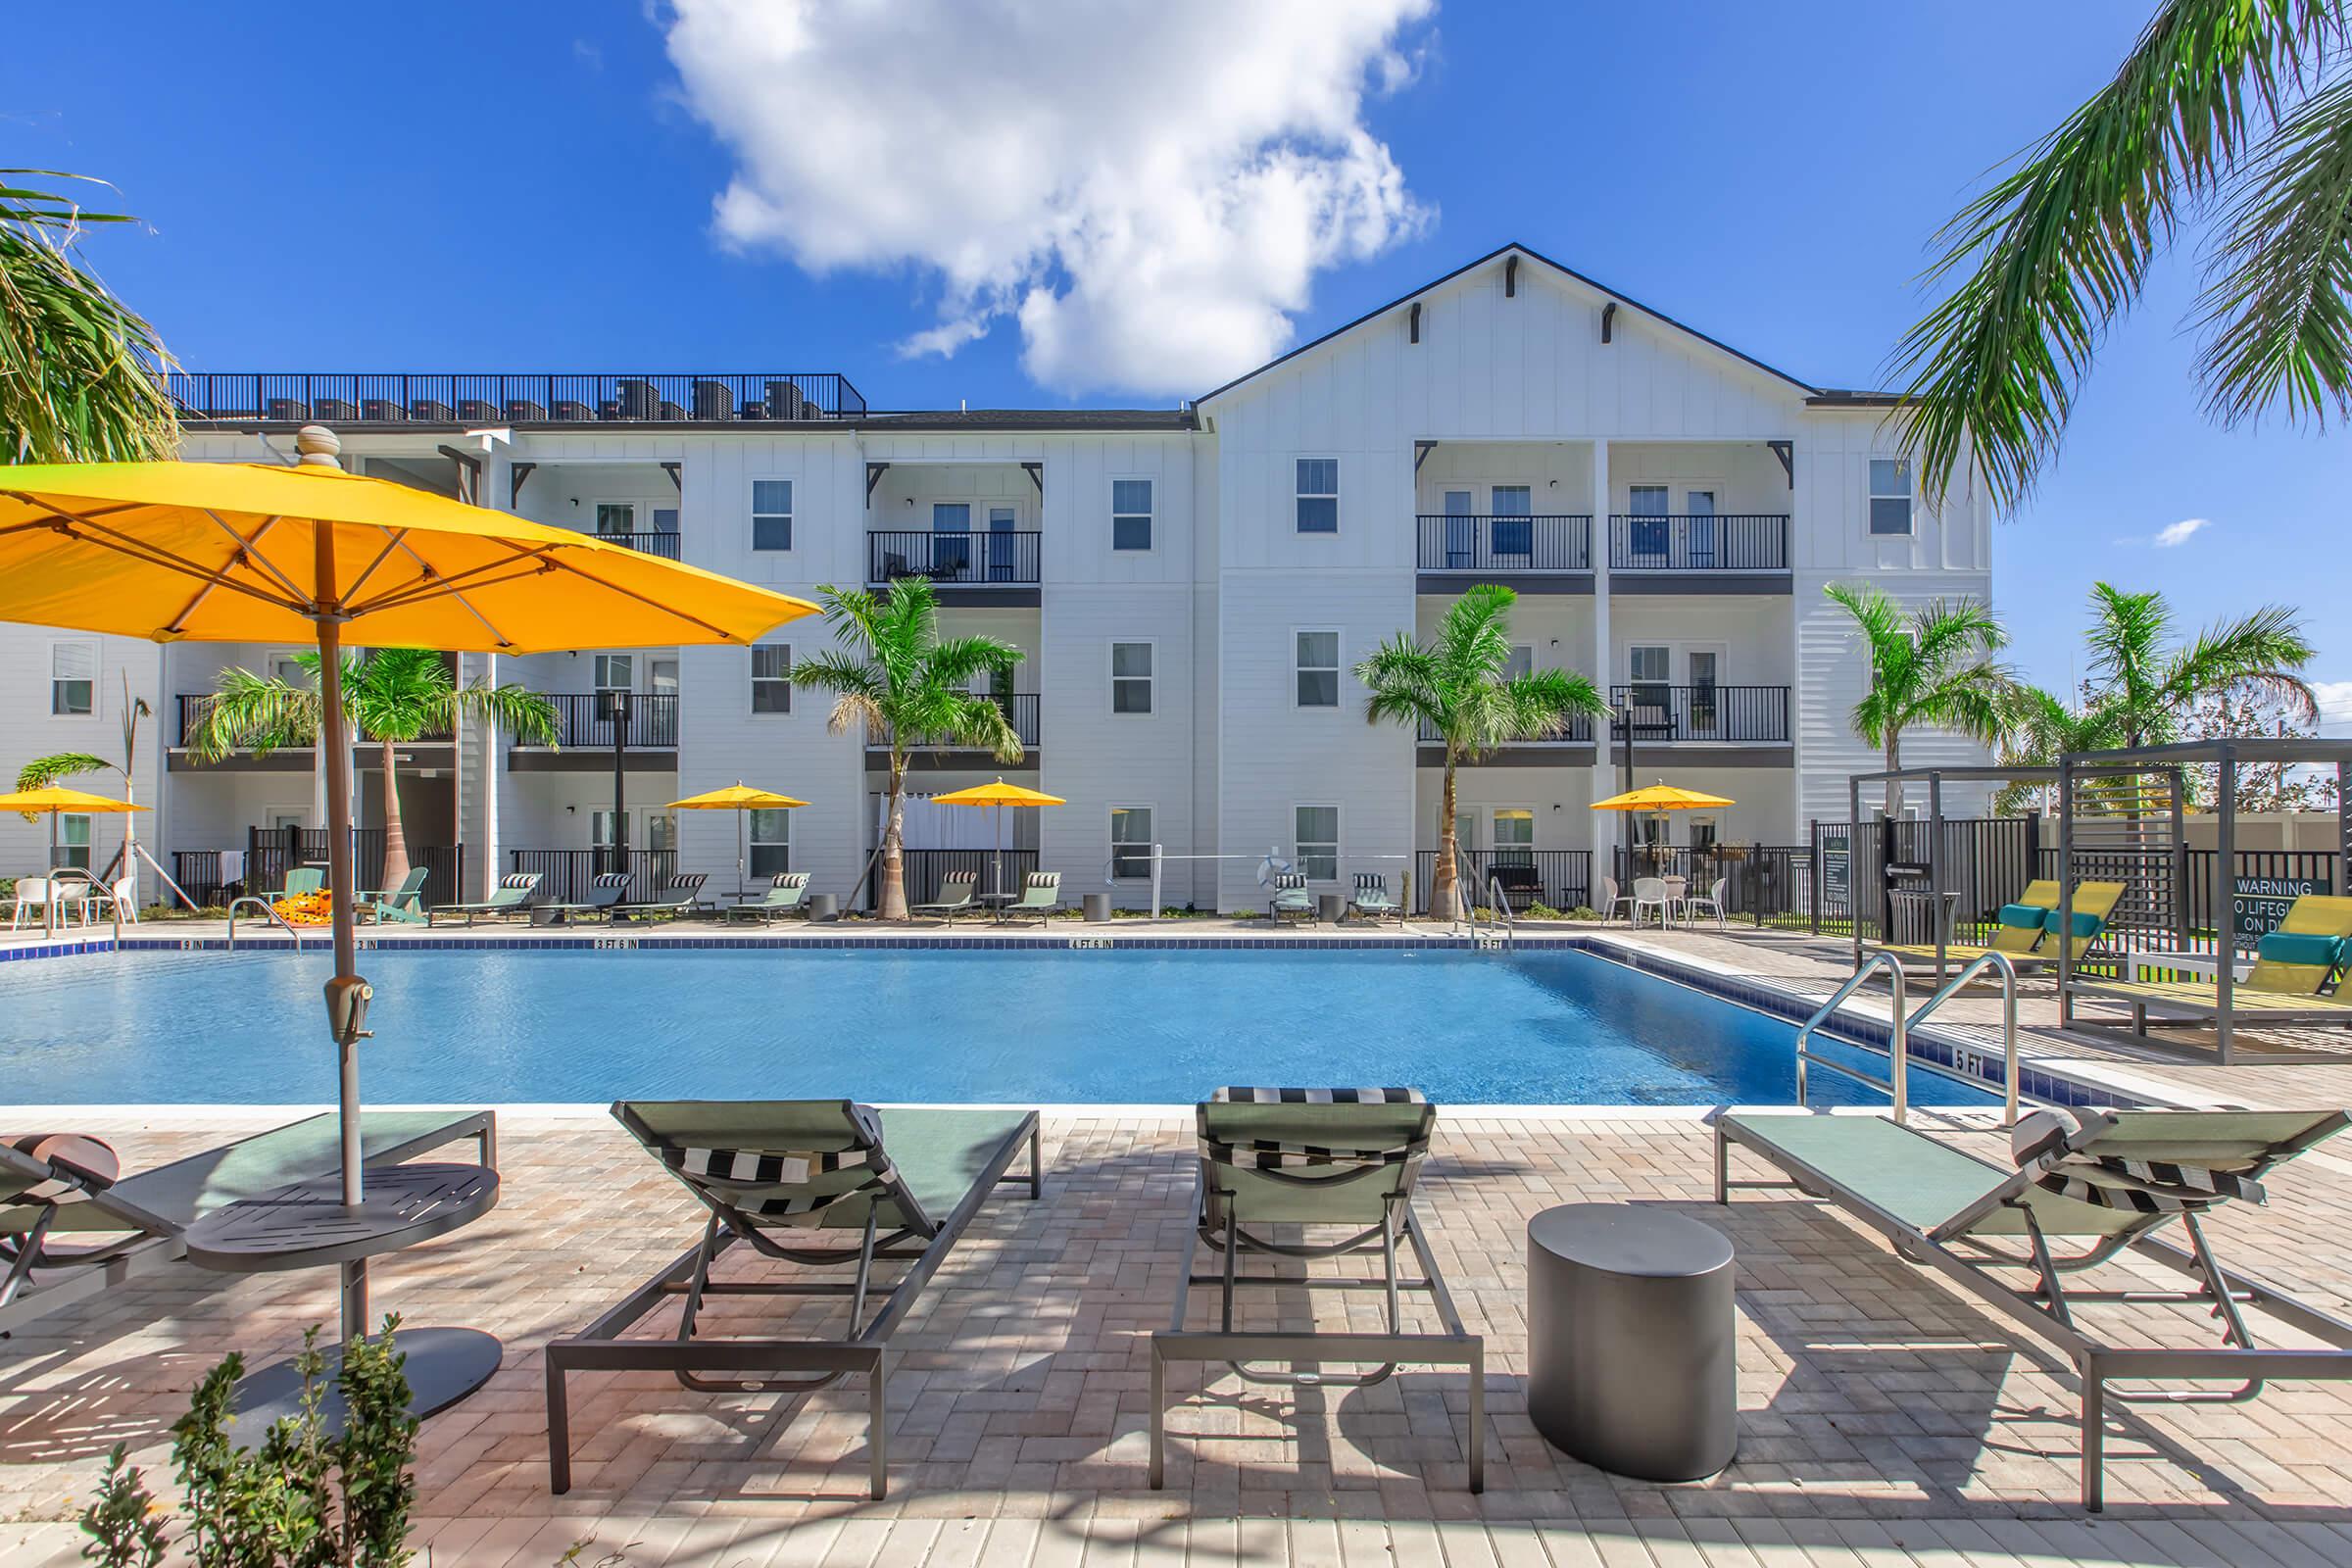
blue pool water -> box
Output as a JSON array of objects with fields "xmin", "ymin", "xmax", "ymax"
[{"xmin": 0, "ymin": 948, "xmax": 1995, "ymax": 1107}]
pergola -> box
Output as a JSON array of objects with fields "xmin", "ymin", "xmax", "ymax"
[
  {"xmin": 1847, "ymin": 763, "xmax": 2058, "ymax": 980},
  {"xmin": 2057, "ymin": 737, "xmax": 2352, "ymax": 1064}
]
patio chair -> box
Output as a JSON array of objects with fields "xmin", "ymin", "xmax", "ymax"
[
  {"xmin": 427, "ymin": 871, "xmax": 542, "ymax": 926},
  {"xmin": 722, "ymin": 871, "xmax": 811, "ymax": 923},
  {"xmin": 6, "ymin": 876, "xmax": 79, "ymax": 930},
  {"xmin": 540, "ymin": 870, "xmax": 635, "ymax": 924},
  {"xmin": 1348, "ymin": 872, "xmax": 1401, "ymax": 924},
  {"xmin": 1151, "ymin": 1088, "xmax": 1483, "ymax": 1493},
  {"xmin": 1596, "ymin": 875, "xmax": 1637, "ymax": 924},
  {"xmin": 999, "ymin": 871, "xmax": 1061, "ymax": 924},
  {"xmin": 279, "ymin": 867, "xmax": 325, "ymax": 899},
  {"xmin": 1630, "ymin": 876, "xmax": 1673, "ymax": 926},
  {"xmin": 357, "ymin": 865, "xmax": 432, "ymax": 924},
  {"xmin": 1267, "ymin": 871, "xmax": 1315, "ymax": 924},
  {"xmin": 81, "ymin": 876, "xmax": 141, "ymax": 925},
  {"xmin": 2068, "ymin": 893, "xmax": 2352, "ymax": 1034},
  {"xmin": 1873, "ymin": 879, "xmax": 2126, "ymax": 975},
  {"xmin": 0, "ymin": 1109, "xmax": 496, "ymax": 1336},
  {"xmin": 1716, "ymin": 1105, "xmax": 2352, "ymax": 1510},
  {"xmin": 612, "ymin": 871, "xmax": 710, "ymax": 922},
  {"xmin": 1683, "ymin": 876, "xmax": 1729, "ymax": 929},
  {"xmin": 546, "ymin": 1099, "xmax": 1043, "ymax": 1499},
  {"xmin": 910, "ymin": 868, "xmax": 979, "ymax": 923}
]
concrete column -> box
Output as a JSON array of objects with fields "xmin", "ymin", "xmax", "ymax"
[{"xmin": 1590, "ymin": 438, "xmax": 1614, "ymax": 884}]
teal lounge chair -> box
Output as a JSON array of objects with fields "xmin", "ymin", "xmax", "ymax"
[
  {"xmin": 1717, "ymin": 1106, "xmax": 2352, "ymax": 1509},
  {"xmin": 0, "ymin": 1110, "xmax": 495, "ymax": 1335},
  {"xmin": 427, "ymin": 871, "xmax": 541, "ymax": 926},
  {"xmin": 278, "ymin": 866, "xmax": 324, "ymax": 899},
  {"xmin": 998, "ymin": 871, "xmax": 1060, "ymax": 924},
  {"xmin": 723, "ymin": 871, "xmax": 811, "ymax": 923},
  {"xmin": 1267, "ymin": 871, "xmax": 1314, "ymax": 924},
  {"xmin": 911, "ymin": 868, "xmax": 979, "ymax": 923},
  {"xmin": 546, "ymin": 1099, "xmax": 1043, "ymax": 1499},
  {"xmin": 357, "ymin": 865, "xmax": 431, "ymax": 924},
  {"xmin": 1348, "ymin": 872, "xmax": 1400, "ymax": 924},
  {"xmin": 541, "ymin": 871, "xmax": 634, "ymax": 924},
  {"xmin": 612, "ymin": 871, "xmax": 710, "ymax": 922},
  {"xmin": 1152, "ymin": 1088, "xmax": 1483, "ymax": 1492}
]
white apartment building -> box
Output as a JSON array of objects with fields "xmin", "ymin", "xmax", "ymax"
[{"xmin": 0, "ymin": 243, "xmax": 1995, "ymax": 914}]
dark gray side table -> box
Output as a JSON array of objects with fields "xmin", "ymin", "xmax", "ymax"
[{"xmin": 1526, "ymin": 1202, "xmax": 1737, "ymax": 1481}]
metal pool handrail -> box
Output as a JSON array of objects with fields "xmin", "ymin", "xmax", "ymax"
[
  {"xmin": 225, "ymin": 895, "xmax": 302, "ymax": 949},
  {"xmin": 1485, "ymin": 874, "xmax": 1516, "ymax": 949},
  {"xmin": 1901, "ymin": 949, "xmax": 2022, "ymax": 1125},
  {"xmin": 1796, "ymin": 952, "xmax": 1909, "ymax": 1121}
]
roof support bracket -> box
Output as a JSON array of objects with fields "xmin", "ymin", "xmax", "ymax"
[
  {"xmin": 507, "ymin": 461, "xmax": 536, "ymax": 510},
  {"xmin": 864, "ymin": 462, "xmax": 889, "ymax": 509},
  {"xmin": 436, "ymin": 444, "xmax": 482, "ymax": 506},
  {"xmin": 1600, "ymin": 302, "xmax": 1617, "ymax": 344},
  {"xmin": 660, "ymin": 462, "xmax": 682, "ymax": 493},
  {"xmin": 1413, "ymin": 441, "xmax": 1437, "ymax": 473},
  {"xmin": 1408, "ymin": 301, "xmax": 1422, "ymax": 344},
  {"xmin": 1022, "ymin": 461, "xmax": 1044, "ymax": 496},
  {"xmin": 1504, "ymin": 255, "xmax": 1518, "ymax": 297},
  {"xmin": 1768, "ymin": 440, "xmax": 1793, "ymax": 488}
]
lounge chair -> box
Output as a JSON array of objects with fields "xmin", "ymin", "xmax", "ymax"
[
  {"xmin": 998, "ymin": 870, "xmax": 1060, "ymax": 924},
  {"xmin": 911, "ymin": 868, "xmax": 979, "ymax": 923},
  {"xmin": 1151, "ymin": 1088, "xmax": 1483, "ymax": 1493},
  {"xmin": 427, "ymin": 871, "xmax": 542, "ymax": 926},
  {"xmin": 1871, "ymin": 879, "xmax": 2126, "ymax": 975},
  {"xmin": 2067, "ymin": 893, "xmax": 2352, "ymax": 1033},
  {"xmin": 723, "ymin": 871, "xmax": 811, "ymax": 923},
  {"xmin": 1267, "ymin": 871, "xmax": 1314, "ymax": 924},
  {"xmin": 545, "ymin": 1099, "xmax": 1042, "ymax": 1499},
  {"xmin": 357, "ymin": 865, "xmax": 431, "ymax": 924},
  {"xmin": 540, "ymin": 870, "xmax": 635, "ymax": 924},
  {"xmin": 1348, "ymin": 871, "xmax": 1401, "ymax": 924},
  {"xmin": 0, "ymin": 1109, "xmax": 496, "ymax": 1336},
  {"xmin": 1717, "ymin": 1105, "xmax": 2352, "ymax": 1509},
  {"xmin": 612, "ymin": 871, "xmax": 710, "ymax": 922}
]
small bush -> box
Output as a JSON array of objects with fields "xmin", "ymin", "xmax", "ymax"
[{"xmin": 1566, "ymin": 906, "xmax": 1601, "ymax": 921}]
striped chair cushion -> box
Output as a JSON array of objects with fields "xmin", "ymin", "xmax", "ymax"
[
  {"xmin": 654, "ymin": 1141, "xmax": 894, "ymax": 1218},
  {"xmin": 2011, "ymin": 1109, "xmax": 2266, "ymax": 1214},
  {"xmin": 1201, "ymin": 1088, "xmax": 1428, "ymax": 1171}
]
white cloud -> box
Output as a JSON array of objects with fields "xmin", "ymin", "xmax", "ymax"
[
  {"xmin": 663, "ymin": 0, "xmax": 1436, "ymax": 395},
  {"xmin": 2153, "ymin": 517, "xmax": 2211, "ymax": 548},
  {"xmin": 2314, "ymin": 680, "xmax": 2352, "ymax": 736}
]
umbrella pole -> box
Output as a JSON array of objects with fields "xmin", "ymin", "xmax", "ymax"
[
  {"xmin": 44, "ymin": 811, "xmax": 55, "ymax": 937},
  {"xmin": 316, "ymin": 596, "xmax": 368, "ymax": 1345}
]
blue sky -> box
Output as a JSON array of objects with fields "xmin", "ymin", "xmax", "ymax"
[{"xmin": 8, "ymin": 1, "xmax": 2345, "ymax": 718}]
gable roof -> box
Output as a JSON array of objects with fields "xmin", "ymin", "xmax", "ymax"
[{"xmin": 1194, "ymin": 241, "xmax": 1838, "ymax": 408}]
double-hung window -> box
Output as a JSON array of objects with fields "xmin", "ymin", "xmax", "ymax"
[
  {"xmin": 1492, "ymin": 808, "xmax": 1534, "ymax": 867},
  {"xmin": 751, "ymin": 643, "xmax": 791, "ymax": 713},
  {"xmin": 50, "ymin": 641, "xmax": 95, "ymax": 716},
  {"xmin": 1111, "ymin": 479, "xmax": 1152, "ymax": 551},
  {"xmin": 752, "ymin": 479, "xmax": 793, "ymax": 551},
  {"xmin": 1296, "ymin": 459, "xmax": 1339, "ymax": 533},
  {"xmin": 1627, "ymin": 484, "xmax": 1670, "ymax": 563},
  {"xmin": 1491, "ymin": 485, "xmax": 1532, "ymax": 558},
  {"xmin": 1111, "ymin": 642, "xmax": 1152, "ymax": 713},
  {"xmin": 749, "ymin": 808, "xmax": 790, "ymax": 876},
  {"xmin": 1295, "ymin": 631, "xmax": 1340, "ymax": 708},
  {"xmin": 1295, "ymin": 805, "xmax": 1340, "ymax": 882},
  {"xmin": 56, "ymin": 813, "xmax": 91, "ymax": 871},
  {"xmin": 1109, "ymin": 807, "xmax": 1153, "ymax": 880},
  {"xmin": 1868, "ymin": 458, "xmax": 1914, "ymax": 535}
]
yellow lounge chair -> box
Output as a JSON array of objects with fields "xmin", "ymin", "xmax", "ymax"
[
  {"xmin": 1871, "ymin": 879, "xmax": 2125, "ymax": 975},
  {"xmin": 2069, "ymin": 894, "xmax": 2352, "ymax": 1034}
]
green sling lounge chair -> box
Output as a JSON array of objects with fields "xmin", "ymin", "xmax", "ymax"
[
  {"xmin": 1152, "ymin": 1088, "xmax": 1484, "ymax": 1493},
  {"xmin": 723, "ymin": 871, "xmax": 811, "ymax": 923},
  {"xmin": 2068, "ymin": 894, "xmax": 2352, "ymax": 1034},
  {"xmin": 612, "ymin": 871, "xmax": 710, "ymax": 922},
  {"xmin": 1716, "ymin": 1105, "xmax": 2352, "ymax": 1510},
  {"xmin": 998, "ymin": 870, "xmax": 1060, "ymax": 924},
  {"xmin": 910, "ymin": 868, "xmax": 979, "ymax": 923},
  {"xmin": 1267, "ymin": 871, "xmax": 1315, "ymax": 924},
  {"xmin": 540, "ymin": 870, "xmax": 634, "ymax": 924},
  {"xmin": 357, "ymin": 865, "xmax": 432, "ymax": 925},
  {"xmin": 427, "ymin": 871, "xmax": 542, "ymax": 926},
  {"xmin": 546, "ymin": 1099, "xmax": 1042, "ymax": 1500},
  {"xmin": 1870, "ymin": 879, "xmax": 2126, "ymax": 975},
  {"xmin": 0, "ymin": 1109, "xmax": 495, "ymax": 1335},
  {"xmin": 1348, "ymin": 872, "xmax": 1401, "ymax": 924}
]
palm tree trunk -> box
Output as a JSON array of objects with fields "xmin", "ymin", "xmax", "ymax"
[
  {"xmin": 1434, "ymin": 752, "xmax": 1462, "ymax": 922},
  {"xmin": 879, "ymin": 755, "xmax": 910, "ymax": 920},
  {"xmin": 379, "ymin": 737, "xmax": 413, "ymax": 886},
  {"xmin": 1882, "ymin": 733, "xmax": 1903, "ymax": 820}
]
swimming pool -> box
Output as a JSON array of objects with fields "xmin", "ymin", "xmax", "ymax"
[{"xmin": 0, "ymin": 946, "xmax": 1995, "ymax": 1108}]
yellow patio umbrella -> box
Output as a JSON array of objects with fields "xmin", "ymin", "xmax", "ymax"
[
  {"xmin": 0, "ymin": 435, "xmax": 816, "ymax": 1404},
  {"xmin": 1592, "ymin": 781, "xmax": 1737, "ymax": 877},
  {"xmin": 929, "ymin": 778, "xmax": 1065, "ymax": 902},
  {"xmin": 666, "ymin": 782, "xmax": 810, "ymax": 897},
  {"xmin": 0, "ymin": 785, "xmax": 148, "ymax": 936}
]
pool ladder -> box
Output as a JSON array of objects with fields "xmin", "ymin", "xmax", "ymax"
[
  {"xmin": 1794, "ymin": 949, "xmax": 2021, "ymax": 1125},
  {"xmin": 1465, "ymin": 874, "xmax": 1515, "ymax": 950},
  {"xmin": 225, "ymin": 895, "xmax": 304, "ymax": 951}
]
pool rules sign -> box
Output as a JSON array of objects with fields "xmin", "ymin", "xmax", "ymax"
[{"xmin": 2232, "ymin": 871, "xmax": 2331, "ymax": 946}]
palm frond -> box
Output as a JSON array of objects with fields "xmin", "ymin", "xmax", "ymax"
[
  {"xmin": 455, "ymin": 679, "xmax": 563, "ymax": 748},
  {"xmin": 1354, "ymin": 635, "xmax": 1446, "ymax": 732},
  {"xmin": 2160, "ymin": 602, "xmax": 2318, "ymax": 719},
  {"xmin": 186, "ymin": 666, "xmax": 321, "ymax": 761},
  {"xmin": 16, "ymin": 752, "xmax": 117, "ymax": 793}
]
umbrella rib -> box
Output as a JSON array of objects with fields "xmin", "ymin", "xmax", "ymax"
[
  {"xmin": 0, "ymin": 497, "xmax": 148, "ymax": 532},
  {"xmin": 348, "ymin": 536, "xmax": 559, "ymax": 612},
  {"xmin": 25, "ymin": 512, "xmax": 311, "ymax": 620},
  {"xmin": 541, "ymin": 547, "xmax": 750, "ymax": 643},
  {"xmin": 167, "ymin": 514, "xmax": 288, "ymax": 633},
  {"xmin": 340, "ymin": 526, "xmax": 412, "ymax": 603},
  {"xmin": 199, "ymin": 512, "xmax": 310, "ymax": 605}
]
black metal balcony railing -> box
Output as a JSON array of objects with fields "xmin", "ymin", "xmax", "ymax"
[
  {"xmin": 1606, "ymin": 514, "xmax": 1788, "ymax": 571},
  {"xmin": 872, "ymin": 693, "xmax": 1042, "ymax": 750},
  {"xmin": 537, "ymin": 692, "xmax": 681, "ymax": 749},
  {"xmin": 1418, "ymin": 710, "xmax": 1595, "ymax": 745},
  {"xmin": 1416, "ymin": 514, "xmax": 1592, "ymax": 572},
  {"xmin": 166, "ymin": 371, "xmax": 865, "ymax": 423},
  {"xmin": 175, "ymin": 694, "xmax": 453, "ymax": 748},
  {"xmin": 1610, "ymin": 684, "xmax": 1789, "ymax": 743},
  {"xmin": 591, "ymin": 530, "xmax": 682, "ymax": 561},
  {"xmin": 867, "ymin": 530, "xmax": 1043, "ymax": 587}
]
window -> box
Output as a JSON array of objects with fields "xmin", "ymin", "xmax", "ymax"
[
  {"xmin": 931, "ymin": 502, "xmax": 972, "ymax": 576},
  {"xmin": 1295, "ymin": 630, "xmax": 1340, "ymax": 708},
  {"xmin": 1296, "ymin": 459, "xmax": 1339, "ymax": 532},
  {"xmin": 986, "ymin": 506, "xmax": 1019, "ymax": 581},
  {"xmin": 55, "ymin": 813, "xmax": 91, "ymax": 871},
  {"xmin": 1505, "ymin": 645, "xmax": 1534, "ymax": 681},
  {"xmin": 591, "ymin": 809, "xmax": 630, "ymax": 849},
  {"xmin": 592, "ymin": 653, "xmax": 634, "ymax": 692},
  {"xmin": 1295, "ymin": 805, "xmax": 1340, "ymax": 882},
  {"xmin": 1627, "ymin": 484, "xmax": 1669, "ymax": 561},
  {"xmin": 1111, "ymin": 642, "xmax": 1152, "ymax": 713},
  {"xmin": 1626, "ymin": 646, "xmax": 1672, "ymax": 735},
  {"xmin": 50, "ymin": 641, "xmax": 95, "ymax": 716},
  {"xmin": 594, "ymin": 502, "xmax": 636, "ymax": 538},
  {"xmin": 1493, "ymin": 808, "xmax": 1534, "ymax": 867},
  {"xmin": 1111, "ymin": 479, "xmax": 1152, "ymax": 551},
  {"xmin": 1109, "ymin": 807, "xmax": 1153, "ymax": 880},
  {"xmin": 1869, "ymin": 458, "xmax": 1914, "ymax": 535},
  {"xmin": 647, "ymin": 812, "xmax": 677, "ymax": 855},
  {"xmin": 752, "ymin": 643, "xmax": 791, "ymax": 713},
  {"xmin": 1491, "ymin": 485, "xmax": 1532, "ymax": 558},
  {"xmin": 749, "ymin": 808, "xmax": 791, "ymax": 876},
  {"xmin": 752, "ymin": 479, "xmax": 793, "ymax": 551}
]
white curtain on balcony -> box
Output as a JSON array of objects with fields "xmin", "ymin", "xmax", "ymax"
[{"xmin": 885, "ymin": 793, "xmax": 997, "ymax": 850}]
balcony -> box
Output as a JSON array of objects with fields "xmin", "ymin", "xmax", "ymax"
[
  {"xmin": 506, "ymin": 693, "xmax": 679, "ymax": 773},
  {"xmin": 867, "ymin": 531, "xmax": 1042, "ymax": 602},
  {"xmin": 1610, "ymin": 684, "xmax": 1789, "ymax": 746},
  {"xmin": 165, "ymin": 370, "xmax": 865, "ymax": 425},
  {"xmin": 171, "ymin": 694, "xmax": 451, "ymax": 767},
  {"xmin": 1605, "ymin": 514, "xmax": 1789, "ymax": 588},
  {"xmin": 590, "ymin": 530, "xmax": 681, "ymax": 561},
  {"xmin": 1418, "ymin": 710, "xmax": 1595, "ymax": 760},
  {"xmin": 1416, "ymin": 514, "xmax": 1592, "ymax": 588},
  {"xmin": 870, "ymin": 693, "xmax": 1042, "ymax": 763}
]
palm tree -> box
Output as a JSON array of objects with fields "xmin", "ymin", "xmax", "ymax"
[
  {"xmin": 1889, "ymin": 3, "xmax": 2352, "ymax": 511},
  {"xmin": 1355, "ymin": 584, "xmax": 1608, "ymax": 921},
  {"xmin": 188, "ymin": 649, "xmax": 560, "ymax": 885},
  {"xmin": 1990, "ymin": 682, "xmax": 2122, "ymax": 814},
  {"xmin": 791, "ymin": 577, "xmax": 1023, "ymax": 920},
  {"xmin": 1826, "ymin": 583, "xmax": 2013, "ymax": 818},
  {"xmin": 2, "ymin": 170, "xmax": 178, "ymax": 463}
]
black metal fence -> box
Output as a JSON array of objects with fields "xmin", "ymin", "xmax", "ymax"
[
  {"xmin": 876, "ymin": 848, "xmax": 1041, "ymax": 910},
  {"xmin": 593, "ymin": 530, "xmax": 681, "ymax": 561},
  {"xmin": 167, "ymin": 371, "xmax": 864, "ymax": 423},
  {"xmin": 1609, "ymin": 685, "xmax": 1789, "ymax": 743},
  {"xmin": 172, "ymin": 829, "xmax": 465, "ymax": 908},
  {"xmin": 1601, "ymin": 845, "xmax": 1814, "ymax": 926},
  {"xmin": 873, "ymin": 693, "xmax": 1042, "ymax": 750},
  {"xmin": 867, "ymin": 530, "xmax": 1043, "ymax": 586},
  {"xmin": 1414, "ymin": 514, "xmax": 1592, "ymax": 572},
  {"xmin": 509, "ymin": 848, "xmax": 678, "ymax": 906},
  {"xmin": 1607, "ymin": 514, "xmax": 1788, "ymax": 570},
  {"xmin": 1414, "ymin": 850, "xmax": 1592, "ymax": 913},
  {"xmin": 539, "ymin": 692, "xmax": 680, "ymax": 749}
]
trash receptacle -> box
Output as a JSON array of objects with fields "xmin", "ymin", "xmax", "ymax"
[
  {"xmin": 808, "ymin": 893, "xmax": 839, "ymax": 922},
  {"xmin": 1318, "ymin": 892, "xmax": 1348, "ymax": 923},
  {"xmin": 1084, "ymin": 892, "xmax": 1112, "ymax": 922}
]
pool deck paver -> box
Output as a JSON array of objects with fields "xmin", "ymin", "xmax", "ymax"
[{"xmin": 4, "ymin": 925, "xmax": 2352, "ymax": 1564}]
